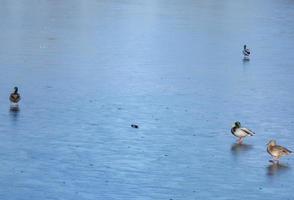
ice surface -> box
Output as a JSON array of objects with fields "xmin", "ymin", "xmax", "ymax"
[{"xmin": 0, "ymin": 0, "xmax": 294, "ymax": 199}]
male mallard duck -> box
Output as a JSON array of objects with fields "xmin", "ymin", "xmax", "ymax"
[
  {"xmin": 243, "ymin": 45, "xmax": 250, "ymax": 58},
  {"xmin": 267, "ymin": 140, "xmax": 292, "ymax": 163},
  {"xmin": 10, "ymin": 87, "xmax": 21, "ymax": 104},
  {"xmin": 231, "ymin": 121, "xmax": 255, "ymax": 144}
]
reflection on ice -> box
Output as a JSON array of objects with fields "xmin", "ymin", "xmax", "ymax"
[
  {"xmin": 9, "ymin": 105, "xmax": 20, "ymax": 122},
  {"xmin": 231, "ymin": 143, "xmax": 253, "ymax": 154},
  {"xmin": 10, "ymin": 105, "xmax": 20, "ymax": 112},
  {"xmin": 243, "ymin": 57, "xmax": 250, "ymax": 62},
  {"xmin": 267, "ymin": 163, "xmax": 290, "ymax": 176},
  {"xmin": 242, "ymin": 57, "xmax": 250, "ymax": 63}
]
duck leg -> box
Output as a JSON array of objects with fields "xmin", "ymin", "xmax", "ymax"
[
  {"xmin": 237, "ymin": 137, "xmax": 243, "ymax": 144},
  {"xmin": 270, "ymin": 157, "xmax": 279, "ymax": 164},
  {"xmin": 274, "ymin": 157, "xmax": 279, "ymax": 164}
]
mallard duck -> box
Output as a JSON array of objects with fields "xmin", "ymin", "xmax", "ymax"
[
  {"xmin": 10, "ymin": 87, "xmax": 21, "ymax": 104},
  {"xmin": 231, "ymin": 121, "xmax": 255, "ymax": 144},
  {"xmin": 267, "ymin": 140, "xmax": 292, "ymax": 163},
  {"xmin": 243, "ymin": 45, "xmax": 250, "ymax": 58}
]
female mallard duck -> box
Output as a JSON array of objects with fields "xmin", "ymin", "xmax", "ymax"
[
  {"xmin": 231, "ymin": 121, "xmax": 255, "ymax": 144},
  {"xmin": 243, "ymin": 45, "xmax": 250, "ymax": 58},
  {"xmin": 10, "ymin": 87, "xmax": 21, "ymax": 104},
  {"xmin": 267, "ymin": 140, "xmax": 292, "ymax": 163}
]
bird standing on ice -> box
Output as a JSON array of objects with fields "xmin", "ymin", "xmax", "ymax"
[
  {"xmin": 10, "ymin": 87, "xmax": 21, "ymax": 106},
  {"xmin": 243, "ymin": 45, "xmax": 250, "ymax": 60},
  {"xmin": 267, "ymin": 140, "xmax": 292, "ymax": 163},
  {"xmin": 231, "ymin": 121, "xmax": 255, "ymax": 144}
]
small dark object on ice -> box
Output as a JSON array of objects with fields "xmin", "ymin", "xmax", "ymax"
[{"xmin": 131, "ymin": 124, "xmax": 139, "ymax": 128}]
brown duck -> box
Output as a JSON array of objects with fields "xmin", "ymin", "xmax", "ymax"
[
  {"xmin": 10, "ymin": 87, "xmax": 21, "ymax": 104},
  {"xmin": 267, "ymin": 140, "xmax": 292, "ymax": 163}
]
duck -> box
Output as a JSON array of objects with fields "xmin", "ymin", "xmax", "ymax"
[
  {"xmin": 10, "ymin": 87, "xmax": 21, "ymax": 104},
  {"xmin": 267, "ymin": 140, "xmax": 292, "ymax": 163},
  {"xmin": 231, "ymin": 121, "xmax": 255, "ymax": 144},
  {"xmin": 243, "ymin": 45, "xmax": 250, "ymax": 58}
]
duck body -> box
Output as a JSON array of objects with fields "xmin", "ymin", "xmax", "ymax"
[
  {"xmin": 243, "ymin": 49, "xmax": 250, "ymax": 56},
  {"xmin": 243, "ymin": 45, "xmax": 250, "ymax": 59},
  {"xmin": 10, "ymin": 87, "xmax": 21, "ymax": 104},
  {"xmin": 231, "ymin": 127, "xmax": 252, "ymax": 137},
  {"xmin": 231, "ymin": 121, "xmax": 255, "ymax": 143},
  {"xmin": 267, "ymin": 140, "xmax": 292, "ymax": 163}
]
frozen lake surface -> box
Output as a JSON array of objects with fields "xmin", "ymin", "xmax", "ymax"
[{"xmin": 0, "ymin": 0, "xmax": 294, "ymax": 199}]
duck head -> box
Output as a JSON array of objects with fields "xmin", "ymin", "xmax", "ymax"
[
  {"xmin": 233, "ymin": 121, "xmax": 241, "ymax": 128},
  {"xmin": 244, "ymin": 45, "xmax": 247, "ymax": 50},
  {"xmin": 14, "ymin": 87, "xmax": 18, "ymax": 93},
  {"xmin": 267, "ymin": 140, "xmax": 276, "ymax": 147}
]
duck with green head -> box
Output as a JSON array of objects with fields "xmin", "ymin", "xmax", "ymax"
[
  {"xmin": 267, "ymin": 140, "xmax": 292, "ymax": 163},
  {"xmin": 231, "ymin": 121, "xmax": 255, "ymax": 144},
  {"xmin": 10, "ymin": 87, "xmax": 21, "ymax": 104}
]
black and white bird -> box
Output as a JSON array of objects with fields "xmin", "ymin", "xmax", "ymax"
[
  {"xmin": 10, "ymin": 87, "xmax": 21, "ymax": 105},
  {"xmin": 243, "ymin": 45, "xmax": 250, "ymax": 59},
  {"xmin": 231, "ymin": 121, "xmax": 255, "ymax": 144}
]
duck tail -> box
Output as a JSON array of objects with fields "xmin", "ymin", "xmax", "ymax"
[
  {"xmin": 241, "ymin": 128, "xmax": 255, "ymax": 136},
  {"xmin": 247, "ymin": 132, "xmax": 253, "ymax": 136},
  {"xmin": 246, "ymin": 132, "xmax": 254, "ymax": 136},
  {"xmin": 249, "ymin": 129, "xmax": 255, "ymax": 136}
]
